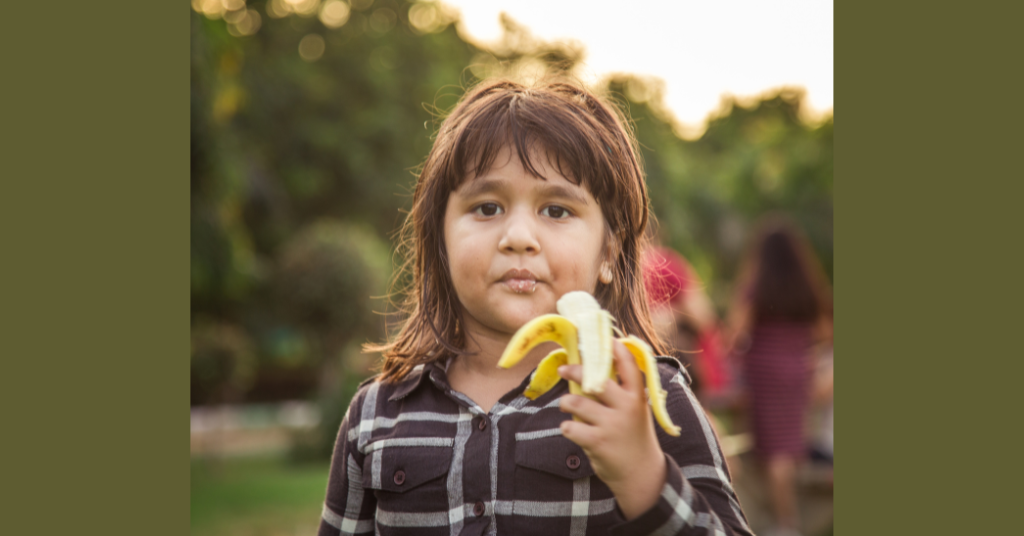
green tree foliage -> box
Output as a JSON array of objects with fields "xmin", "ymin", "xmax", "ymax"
[
  {"xmin": 191, "ymin": 0, "xmax": 475, "ymax": 309},
  {"xmin": 191, "ymin": 0, "xmax": 477, "ymax": 405}
]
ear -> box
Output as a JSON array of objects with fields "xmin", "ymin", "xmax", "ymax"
[
  {"xmin": 599, "ymin": 229, "xmax": 622, "ymax": 285},
  {"xmin": 599, "ymin": 261, "xmax": 614, "ymax": 284}
]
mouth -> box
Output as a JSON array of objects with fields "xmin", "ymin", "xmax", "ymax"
[{"xmin": 499, "ymin": 268, "xmax": 538, "ymax": 294}]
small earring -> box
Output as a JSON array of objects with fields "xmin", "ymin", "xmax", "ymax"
[{"xmin": 599, "ymin": 263, "xmax": 613, "ymax": 284}]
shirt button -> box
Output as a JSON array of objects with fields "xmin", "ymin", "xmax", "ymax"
[
  {"xmin": 478, "ymin": 418, "xmax": 488, "ymax": 431},
  {"xmin": 566, "ymin": 455, "xmax": 581, "ymax": 469},
  {"xmin": 473, "ymin": 501, "xmax": 485, "ymax": 517},
  {"xmin": 393, "ymin": 470, "xmax": 406, "ymax": 485}
]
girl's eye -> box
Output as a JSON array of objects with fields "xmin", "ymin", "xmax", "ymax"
[
  {"xmin": 474, "ymin": 203, "xmax": 502, "ymax": 217},
  {"xmin": 542, "ymin": 205, "xmax": 571, "ymax": 219}
]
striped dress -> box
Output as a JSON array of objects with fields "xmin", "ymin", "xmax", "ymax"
[{"xmin": 742, "ymin": 322, "xmax": 815, "ymax": 457}]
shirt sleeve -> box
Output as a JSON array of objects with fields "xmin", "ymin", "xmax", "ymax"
[
  {"xmin": 609, "ymin": 362, "xmax": 755, "ymax": 536},
  {"xmin": 318, "ymin": 386, "xmax": 377, "ymax": 536}
]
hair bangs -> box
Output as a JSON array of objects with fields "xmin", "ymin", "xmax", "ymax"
[{"xmin": 443, "ymin": 88, "xmax": 625, "ymax": 211}]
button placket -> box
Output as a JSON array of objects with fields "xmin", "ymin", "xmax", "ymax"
[{"xmin": 473, "ymin": 501, "xmax": 485, "ymax": 517}]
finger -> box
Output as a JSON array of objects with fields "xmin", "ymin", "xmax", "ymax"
[
  {"xmin": 559, "ymin": 393, "xmax": 612, "ymax": 425},
  {"xmin": 560, "ymin": 363, "xmax": 619, "ymax": 408},
  {"xmin": 557, "ymin": 364, "xmax": 582, "ymax": 384},
  {"xmin": 612, "ymin": 340, "xmax": 646, "ymax": 397},
  {"xmin": 560, "ymin": 418, "xmax": 600, "ymax": 449},
  {"xmin": 559, "ymin": 353, "xmax": 630, "ymax": 409}
]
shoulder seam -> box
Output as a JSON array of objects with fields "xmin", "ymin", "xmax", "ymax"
[
  {"xmin": 655, "ymin": 355, "xmax": 692, "ymax": 385},
  {"xmin": 357, "ymin": 374, "xmax": 380, "ymax": 389}
]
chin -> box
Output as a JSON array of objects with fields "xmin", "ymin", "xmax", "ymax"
[{"xmin": 505, "ymin": 305, "xmax": 555, "ymax": 329}]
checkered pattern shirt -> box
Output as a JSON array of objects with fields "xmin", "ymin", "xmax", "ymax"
[{"xmin": 318, "ymin": 357, "xmax": 753, "ymax": 536}]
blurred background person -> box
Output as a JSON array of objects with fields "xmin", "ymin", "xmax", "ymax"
[
  {"xmin": 642, "ymin": 244, "xmax": 729, "ymax": 402},
  {"xmin": 726, "ymin": 215, "xmax": 833, "ymax": 536}
]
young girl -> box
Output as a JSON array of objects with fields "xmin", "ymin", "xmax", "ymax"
[{"xmin": 318, "ymin": 80, "xmax": 753, "ymax": 536}]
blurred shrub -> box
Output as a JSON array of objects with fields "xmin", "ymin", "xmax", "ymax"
[
  {"xmin": 275, "ymin": 220, "xmax": 390, "ymax": 340},
  {"xmin": 191, "ymin": 321, "xmax": 258, "ymax": 405},
  {"xmin": 272, "ymin": 221, "xmax": 391, "ymax": 459}
]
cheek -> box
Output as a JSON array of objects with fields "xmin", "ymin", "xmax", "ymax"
[
  {"xmin": 552, "ymin": 236, "xmax": 604, "ymax": 291},
  {"xmin": 447, "ymin": 244, "xmax": 480, "ymax": 281},
  {"xmin": 444, "ymin": 220, "xmax": 486, "ymax": 280}
]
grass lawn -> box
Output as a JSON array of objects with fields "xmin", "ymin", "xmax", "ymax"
[{"xmin": 191, "ymin": 455, "xmax": 330, "ymax": 536}]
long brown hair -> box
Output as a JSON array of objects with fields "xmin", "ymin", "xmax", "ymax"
[
  {"xmin": 743, "ymin": 215, "xmax": 832, "ymax": 324},
  {"xmin": 368, "ymin": 78, "xmax": 667, "ymax": 382}
]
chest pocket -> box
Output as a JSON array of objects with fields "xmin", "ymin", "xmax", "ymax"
[
  {"xmin": 515, "ymin": 433, "xmax": 595, "ymax": 481},
  {"xmin": 362, "ymin": 440, "xmax": 453, "ymax": 515},
  {"xmin": 513, "ymin": 429, "xmax": 622, "ymax": 534}
]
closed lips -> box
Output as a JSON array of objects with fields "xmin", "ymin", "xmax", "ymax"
[{"xmin": 501, "ymin": 269, "xmax": 538, "ymax": 293}]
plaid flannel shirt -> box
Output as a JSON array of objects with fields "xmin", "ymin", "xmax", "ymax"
[{"xmin": 318, "ymin": 356, "xmax": 753, "ymax": 536}]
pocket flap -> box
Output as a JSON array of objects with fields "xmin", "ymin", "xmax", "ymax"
[
  {"xmin": 515, "ymin": 433, "xmax": 594, "ymax": 480},
  {"xmin": 362, "ymin": 441, "xmax": 452, "ymax": 493}
]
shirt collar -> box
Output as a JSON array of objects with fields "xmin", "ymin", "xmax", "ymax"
[{"xmin": 387, "ymin": 360, "xmax": 451, "ymax": 401}]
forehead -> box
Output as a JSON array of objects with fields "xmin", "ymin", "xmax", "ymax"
[{"xmin": 457, "ymin": 145, "xmax": 587, "ymax": 189}]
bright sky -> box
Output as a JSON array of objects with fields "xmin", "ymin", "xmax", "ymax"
[{"xmin": 441, "ymin": 0, "xmax": 833, "ymax": 137}]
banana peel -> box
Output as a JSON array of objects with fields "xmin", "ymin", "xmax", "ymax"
[
  {"xmin": 497, "ymin": 291, "xmax": 681, "ymax": 436},
  {"xmin": 523, "ymin": 348, "xmax": 569, "ymax": 400}
]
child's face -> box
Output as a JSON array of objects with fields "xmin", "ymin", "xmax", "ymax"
[{"xmin": 444, "ymin": 146, "xmax": 611, "ymax": 341}]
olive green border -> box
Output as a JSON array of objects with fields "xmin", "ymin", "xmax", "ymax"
[
  {"xmin": 838, "ymin": 2, "xmax": 1019, "ymax": 534},
  {"xmin": 5, "ymin": 3, "xmax": 187, "ymax": 535}
]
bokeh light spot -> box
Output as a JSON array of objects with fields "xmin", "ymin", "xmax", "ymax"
[
  {"xmin": 350, "ymin": 0, "xmax": 373, "ymax": 11},
  {"xmin": 224, "ymin": 8, "xmax": 248, "ymax": 24},
  {"xmin": 299, "ymin": 34, "xmax": 326, "ymax": 62},
  {"xmin": 200, "ymin": 0, "xmax": 226, "ymax": 19},
  {"xmin": 408, "ymin": 3, "xmax": 439, "ymax": 34},
  {"xmin": 286, "ymin": 0, "xmax": 321, "ymax": 17},
  {"xmin": 227, "ymin": 9, "xmax": 262, "ymax": 37},
  {"xmin": 368, "ymin": 8, "xmax": 396, "ymax": 34},
  {"xmin": 319, "ymin": 0, "xmax": 351, "ymax": 29},
  {"xmin": 221, "ymin": 0, "xmax": 246, "ymax": 11},
  {"xmin": 267, "ymin": 0, "xmax": 291, "ymax": 18}
]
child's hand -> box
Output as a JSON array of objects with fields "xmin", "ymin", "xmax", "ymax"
[{"xmin": 558, "ymin": 340, "xmax": 667, "ymax": 520}]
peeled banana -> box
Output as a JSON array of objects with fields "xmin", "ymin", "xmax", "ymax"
[{"xmin": 497, "ymin": 291, "xmax": 681, "ymax": 436}]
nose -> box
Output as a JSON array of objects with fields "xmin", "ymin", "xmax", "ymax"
[{"xmin": 498, "ymin": 208, "xmax": 541, "ymax": 254}]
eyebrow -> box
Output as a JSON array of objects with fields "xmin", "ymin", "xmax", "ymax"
[
  {"xmin": 457, "ymin": 178, "xmax": 506, "ymax": 199},
  {"xmin": 457, "ymin": 178, "xmax": 590, "ymax": 206},
  {"xmin": 542, "ymin": 183, "xmax": 590, "ymax": 205}
]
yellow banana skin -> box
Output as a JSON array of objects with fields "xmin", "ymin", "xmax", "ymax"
[
  {"xmin": 497, "ymin": 314, "xmax": 579, "ymax": 371},
  {"xmin": 619, "ymin": 336, "xmax": 681, "ymax": 436},
  {"xmin": 495, "ymin": 314, "xmax": 587, "ymax": 417},
  {"xmin": 523, "ymin": 349, "xmax": 568, "ymax": 400},
  {"xmin": 498, "ymin": 296, "xmax": 681, "ymax": 436}
]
